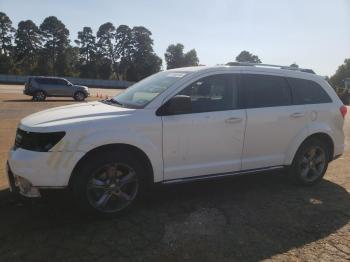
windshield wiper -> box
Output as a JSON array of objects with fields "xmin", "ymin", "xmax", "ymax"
[
  {"xmin": 109, "ymin": 98, "xmax": 124, "ymax": 106},
  {"xmin": 101, "ymin": 98, "xmax": 124, "ymax": 107}
]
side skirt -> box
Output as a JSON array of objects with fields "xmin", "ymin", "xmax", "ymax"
[{"xmin": 162, "ymin": 165, "xmax": 285, "ymax": 184}]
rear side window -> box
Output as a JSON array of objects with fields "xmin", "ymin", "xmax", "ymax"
[
  {"xmin": 55, "ymin": 79, "xmax": 68, "ymax": 85},
  {"xmin": 287, "ymin": 78, "xmax": 332, "ymax": 104},
  {"xmin": 243, "ymin": 74, "xmax": 292, "ymax": 108}
]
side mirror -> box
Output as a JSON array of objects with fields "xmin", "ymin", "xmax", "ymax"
[
  {"xmin": 67, "ymin": 82, "xmax": 72, "ymax": 86},
  {"xmin": 157, "ymin": 95, "xmax": 192, "ymax": 116}
]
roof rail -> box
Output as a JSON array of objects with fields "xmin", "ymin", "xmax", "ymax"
[{"xmin": 226, "ymin": 62, "xmax": 315, "ymax": 74}]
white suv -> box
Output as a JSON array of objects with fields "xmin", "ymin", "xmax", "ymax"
[{"xmin": 7, "ymin": 64, "xmax": 347, "ymax": 215}]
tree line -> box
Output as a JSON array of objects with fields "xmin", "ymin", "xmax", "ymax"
[
  {"xmin": 0, "ymin": 12, "xmax": 199, "ymax": 81},
  {"xmin": 0, "ymin": 11, "xmax": 348, "ymax": 84}
]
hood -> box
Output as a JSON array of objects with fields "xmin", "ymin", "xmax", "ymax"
[{"xmin": 20, "ymin": 101, "xmax": 134, "ymax": 130}]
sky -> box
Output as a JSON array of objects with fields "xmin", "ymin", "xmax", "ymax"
[{"xmin": 1, "ymin": 0, "xmax": 349, "ymax": 76}]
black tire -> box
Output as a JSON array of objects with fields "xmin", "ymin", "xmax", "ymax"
[
  {"xmin": 289, "ymin": 138, "xmax": 329, "ymax": 186},
  {"xmin": 32, "ymin": 90, "xmax": 46, "ymax": 101},
  {"xmin": 71, "ymin": 149, "xmax": 150, "ymax": 216},
  {"xmin": 74, "ymin": 91, "xmax": 86, "ymax": 101}
]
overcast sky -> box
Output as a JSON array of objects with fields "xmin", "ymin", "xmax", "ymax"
[{"xmin": 1, "ymin": 0, "xmax": 349, "ymax": 76}]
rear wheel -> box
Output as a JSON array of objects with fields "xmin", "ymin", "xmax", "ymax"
[
  {"xmin": 72, "ymin": 150, "xmax": 149, "ymax": 216},
  {"xmin": 289, "ymin": 138, "xmax": 329, "ymax": 185},
  {"xmin": 74, "ymin": 91, "xmax": 86, "ymax": 101},
  {"xmin": 32, "ymin": 90, "xmax": 46, "ymax": 101}
]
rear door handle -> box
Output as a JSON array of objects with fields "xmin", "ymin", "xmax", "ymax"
[
  {"xmin": 290, "ymin": 112, "xmax": 305, "ymax": 118},
  {"xmin": 225, "ymin": 117, "xmax": 243, "ymax": 123}
]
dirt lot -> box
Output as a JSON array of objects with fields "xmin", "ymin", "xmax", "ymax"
[{"xmin": 0, "ymin": 85, "xmax": 349, "ymax": 261}]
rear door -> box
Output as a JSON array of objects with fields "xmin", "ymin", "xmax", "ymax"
[{"xmin": 241, "ymin": 73, "xmax": 308, "ymax": 170}]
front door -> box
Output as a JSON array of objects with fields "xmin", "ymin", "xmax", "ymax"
[{"xmin": 161, "ymin": 74, "xmax": 246, "ymax": 181}]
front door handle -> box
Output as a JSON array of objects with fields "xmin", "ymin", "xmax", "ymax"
[
  {"xmin": 290, "ymin": 112, "xmax": 305, "ymax": 118},
  {"xmin": 225, "ymin": 117, "xmax": 243, "ymax": 124}
]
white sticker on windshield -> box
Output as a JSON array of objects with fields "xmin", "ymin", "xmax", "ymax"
[{"xmin": 167, "ymin": 73, "xmax": 187, "ymax": 78}]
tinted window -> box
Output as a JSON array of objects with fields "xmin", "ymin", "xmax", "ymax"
[
  {"xmin": 35, "ymin": 78, "xmax": 49, "ymax": 84},
  {"xmin": 287, "ymin": 78, "xmax": 332, "ymax": 104},
  {"xmin": 178, "ymin": 74, "xmax": 236, "ymax": 113},
  {"xmin": 56, "ymin": 79, "xmax": 68, "ymax": 85},
  {"xmin": 243, "ymin": 74, "xmax": 292, "ymax": 108}
]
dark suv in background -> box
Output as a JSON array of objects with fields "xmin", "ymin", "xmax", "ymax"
[{"xmin": 24, "ymin": 77, "xmax": 90, "ymax": 101}]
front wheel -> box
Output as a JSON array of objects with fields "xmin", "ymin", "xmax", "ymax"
[
  {"xmin": 74, "ymin": 91, "xmax": 86, "ymax": 101},
  {"xmin": 72, "ymin": 150, "xmax": 148, "ymax": 216},
  {"xmin": 289, "ymin": 138, "xmax": 329, "ymax": 185}
]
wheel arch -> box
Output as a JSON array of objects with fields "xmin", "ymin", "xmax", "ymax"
[
  {"xmin": 289, "ymin": 132, "xmax": 335, "ymax": 164},
  {"xmin": 69, "ymin": 143, "xmax": 154, "ymax": 187},
  {"xmin": 302, "ymin": 133, "xmax": 334, "ymax": 161}
]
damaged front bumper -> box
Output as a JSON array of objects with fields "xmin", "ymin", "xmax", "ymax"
[{"xmin": 6, "ymin": 162, "xmax": 41, "ymax": 198}]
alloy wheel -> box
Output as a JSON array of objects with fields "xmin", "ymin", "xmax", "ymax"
[
  {"xmin": 86, "ymin": 163, "xmax": 139, "ymax": 213},
  {"xmin": 299, "ymin": 146, "xmax": 326, "ymax": 183}
]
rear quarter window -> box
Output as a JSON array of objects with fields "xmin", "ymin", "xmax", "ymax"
[{"xmin": 287, "ymin": 78, "xmax": 332, "ymax": 104}]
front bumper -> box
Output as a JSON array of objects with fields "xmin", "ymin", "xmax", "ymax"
[
  {"xmin": 7, "ymin": 148, "xmax": 85, "ymax": 190},
  {"xmin": 6, "ymin": 162, "xmax": 41, "ymax": 197}
]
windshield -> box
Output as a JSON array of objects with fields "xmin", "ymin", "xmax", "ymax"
[{"xmin": 111, "ymin": 71, "xmax": 189, "ymax": 108}]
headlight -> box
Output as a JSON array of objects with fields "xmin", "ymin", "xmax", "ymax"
[{"xmin": 14, "ymin": 129, "xmax": 65, "ymax": 152}]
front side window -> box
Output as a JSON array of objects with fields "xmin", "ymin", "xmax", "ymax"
[
  {"xmin": 112, "ymin": 71, "xmax": 189, "ymax": 108},
  {"xmin": 287, "ymin": 78, "xmax": 332, "ymax": 104},
  {"xmin": 178, "ymin": 74, "xmax": 236, "ymax": 113},
  {"xmin": 243, "ymin": 74, "xmax": 292, "ymax": 108}
]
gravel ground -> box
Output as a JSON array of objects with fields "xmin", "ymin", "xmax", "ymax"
[{"xmin": 0, "ymin": 86, "xmax": 349, "ymax": 262}]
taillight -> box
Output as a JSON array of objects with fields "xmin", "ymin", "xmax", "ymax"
[{"xmin": 340, "ymin": 105, "xmax": 347, "ymax": 118}]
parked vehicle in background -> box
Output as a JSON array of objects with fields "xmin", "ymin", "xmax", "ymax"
[
  {"xmin": 24, "ymin": 76, "xmax": 90, "ymax": 101},
  {"xmin": 8, "ymin": 63, "xmax": 346, "ymax": 216}
]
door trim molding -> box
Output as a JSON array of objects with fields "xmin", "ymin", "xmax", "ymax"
[{"xmin": 161, "ymin": 165, "xmax": 285, "ymax": 184}]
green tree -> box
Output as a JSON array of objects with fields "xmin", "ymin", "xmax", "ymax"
[
  {"xmin": 40, "ymin": 16, "xmax": 70, "ymax": 75},
  {"xmin": 235, "ymin": 50, "xmax": 261, "ymax": 63},
  {"xmin": 0, "ymin": 53, "xmax": 13, "ymax": 73},
  {"xmin": 329, "ymin": 59, "xmax": 350, "ymax": 88},
  {"xmin": 184, "ymin": 49, "xmax": 199, "ymax": 67},
  {"xmin": 75, "ymin": 27, "xmax": 96, "ymax": 63},
  {"xmin": 75, "ymin": 27, "xmax": 97, "ymax": 78},
  {"xmin": 115, "ymin": 25, "xmax": 133, "ymax": 79},
  {"xmin": 14, "ymin": 20, "xmax": 42, "ymax": 74},
  {"xmin": 127, "ymin": 26, "xmax": 162, "ymax": 81},
  {"xmin": 0, "ymin": 12, "xmax": 14, "ymax": 55},
  {"xmin": 96, "ymin": 22, "xmax": 116, "ymax": 79},
  {"xmin": 290, "ymin": 63, "xmax": 299, "ymax": 68},
  {"xmin": 165, "ymin": 43, "xmax": 199, "ymax": 69},
  {"xmin": 57, "ymin": 46, "xmax": 80, "ymax": 77}
]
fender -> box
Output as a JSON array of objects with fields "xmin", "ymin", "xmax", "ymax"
[
  {"xmin": 284, "ymin": 121, "xmax": 335, "ymax": 165},
  {"xmin": 70, "ymin": 128, "xmax": 163, "ymax": 183}
]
